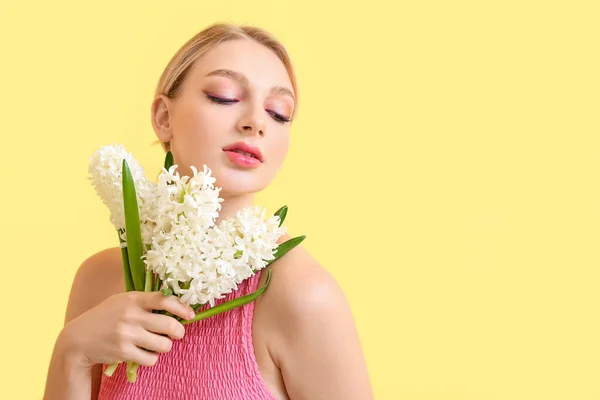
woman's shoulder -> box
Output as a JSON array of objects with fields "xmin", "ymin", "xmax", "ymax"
[
  {"xmin": 267, "ymin": 233, "xmax": 341, "ymax": 303},
  {"xmin": 255, "ymin": 234, "xmax": 373, "ymax": 399},
  {"xmin": 258, "ymin": 232, "xmax": 351, "ymax": 333},
  {"xmin": 255, "ymin": 233, "xmax": 373, "ymax": 398},
  {"xmin": 64, "ymin": 247, "xmax": 124, "ymax": 324}
]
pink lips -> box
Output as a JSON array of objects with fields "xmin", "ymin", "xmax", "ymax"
[
  {"xmin": 222, "ymin": 141, "xmax": 264, "ymax": 169},
  {"xmin": 223, "ymin": 150, "xmax": 262, "ymax": 168}
]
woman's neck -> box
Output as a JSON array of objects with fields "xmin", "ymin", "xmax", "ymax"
[{"xmin": 215, "ymin": 192, "xmax": 256, "ymax": 224}]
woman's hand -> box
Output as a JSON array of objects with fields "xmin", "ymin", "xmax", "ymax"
[{"xmin": 60, "ymin": 291, "xmax": 196, "ymax": 369}]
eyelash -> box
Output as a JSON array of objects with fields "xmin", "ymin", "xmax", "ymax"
[{"xmin": 206, "ymin": 94, "xmax": 291, "ymax": 124}]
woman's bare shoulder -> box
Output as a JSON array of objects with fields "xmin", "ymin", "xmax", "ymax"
[
  {"xmin": 257, "ymin": 234, "xmax": 374, "ymax": 399},
  {"xmin": 268, "ymin": 239, "xmax": 338, "ymax": 303},
  {"xmin": 259, "ymin": 232, "xmax": 349, "ymax": 330},
  {"xmin": 64, "ymin": 247, "xmax": 124, "ymax": 324}
]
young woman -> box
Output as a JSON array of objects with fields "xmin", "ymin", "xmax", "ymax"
[{"xmin": 44, "ymin": 23, "xmax": 373, "ymax": 400}]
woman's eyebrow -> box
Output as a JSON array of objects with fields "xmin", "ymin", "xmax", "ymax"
[{"xmin": 205, "ymin": 69, "xmax": 295, "ymax": 102}]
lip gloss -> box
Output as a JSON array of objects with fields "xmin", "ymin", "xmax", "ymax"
[{"xmin": 223, "ymin": 150, "xmax": 261, "ymax": 168}]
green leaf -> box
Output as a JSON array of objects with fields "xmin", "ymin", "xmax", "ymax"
[
  {"xmin": 119, "ymin": 234, "xmax": 135, "ymax": 292},
  {"xmin": 267, "ymin": 235, "xmax": 306, "ymax": 265},
  {"xmin": 182, "ymin": 269, "xmax": 273, "ymax": 325},
  {"xmin": 161, "ymin": 287, "xmax": 173, "ymax": 296},
  {"xmin": 274, "ymin": 205, "xmax": 288, "ymax": 227},
  {"xmin": 164, "ymin": 151, "xmax": 174, "ymax": 170},
  {"xmin": 122, "ymin": 159, "xmax": 146, "ymax": 291}
]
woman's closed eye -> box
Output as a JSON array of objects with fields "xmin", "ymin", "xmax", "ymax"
[
  {"xmin": 206, "ymin": 94, "xmax": 291, "ymax": 124},
  {"xmin": 206, "ymin": 94, "xmax": 238, "ymax": 104}
]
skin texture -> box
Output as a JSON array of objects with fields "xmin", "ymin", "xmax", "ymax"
[{"xmin": 43, "ymin": 38, "xmax": 373, "ymax": 399}]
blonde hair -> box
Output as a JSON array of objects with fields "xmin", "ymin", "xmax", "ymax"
[{"xmin": 154, "ymin": 23, "xmax": 299, "ymax": 152}]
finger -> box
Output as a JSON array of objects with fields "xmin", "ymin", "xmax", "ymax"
[
  {"xmin": 129, "ymin": 346, "xmax": 160, "ymax": 367},
  {"xmin": 140, "ymin": 292, "xmax": 195, "ymax": 321},
  {"xmin": 140, "ymin": 313, "xmax": 186, "ymax": 340},
  {"xmin": 133, "ymin": 329, "xmax": 174, "ymax": 354}
]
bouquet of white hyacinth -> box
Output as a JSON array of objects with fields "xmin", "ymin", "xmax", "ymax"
[{"xmin": 88, "ymin": 144, "xmax": 305, "ymax": 383}]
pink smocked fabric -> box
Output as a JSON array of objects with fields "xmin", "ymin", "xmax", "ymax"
[{"xmin": 97, "ymin": 269, "xmax": 277, "ymax": 400}]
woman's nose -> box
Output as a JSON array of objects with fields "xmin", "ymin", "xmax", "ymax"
[{"xmin": 236, "ymin": 110, "xmax": 266, "ymax": 137}]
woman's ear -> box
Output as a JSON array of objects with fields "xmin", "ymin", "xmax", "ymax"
[{"xmin": 151, "ymin": 94, "xmax": 174, "ymax": 143}]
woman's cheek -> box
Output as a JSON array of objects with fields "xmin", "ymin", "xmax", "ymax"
[{"xmin": 279, "ymin": 137, "xmax": 291, "ymax": 161}]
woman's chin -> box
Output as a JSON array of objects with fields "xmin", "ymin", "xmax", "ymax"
[
  {"xmin": 217, "ymin": 178, "xmax": 266, "ymax": 198},
  {"xmin": 211, "ymin": 165, "xmax": 274, "ymax": 197}
]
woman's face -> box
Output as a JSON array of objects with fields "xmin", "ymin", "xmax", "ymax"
[{"xmin": 152, "ymin": 39, "xmax": 295, "ymax": 197}]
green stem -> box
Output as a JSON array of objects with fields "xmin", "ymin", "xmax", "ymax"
[
  {"xmin": 126, "ymin": 361, "xmax": 140, "ymax": 383},
  {"xmin": 104, "ymin": 363, "xmax": 119, "ymax": 377},
  {"xmin": 182, "ymin": 269, "xmax": 272, "ymax": 325},
  {"xmin": 125, "ymin": 256, "xmax": 154, "ymax": 381},
  {"xmin": 104, "ymin": 234, "xmax": 138, "ymax": 378},
  {"xmin": 144, "ymin": 269, "xmax": 153, "ymax": 292},
  {"xmin": 153, "ymin": 273, "xmax": 161, "ymax": 292}
]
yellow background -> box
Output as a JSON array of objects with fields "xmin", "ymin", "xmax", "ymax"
[{"xmin": 0, "ymin": 1, "xmax": 599, "ymax": 399}]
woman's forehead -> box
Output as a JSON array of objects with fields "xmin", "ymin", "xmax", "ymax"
[{"xmin": 186, "ymin": 39, "xmax": 293, "ymax": 92}]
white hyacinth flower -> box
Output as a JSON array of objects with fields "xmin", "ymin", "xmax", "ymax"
[
  {"xmin": 142, "ymin": 165, "xmax": 285, "ymax": 307},
  {"xmin": 88, "ymin": 144, "xmax": 156, "ymax": 245},
  {"xmin": 232, "ymin": 205, "xmax": 286, "ymax": 272},
  {"xmin": 148, "ymin": 164, "xmax": 223, "ymax": 234}
]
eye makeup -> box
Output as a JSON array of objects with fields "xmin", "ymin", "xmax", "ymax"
[{"xmin": 204, "ymin": 92, "xmax": 292, "ymax": 124}]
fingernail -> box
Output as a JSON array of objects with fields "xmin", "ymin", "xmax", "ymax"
[{"xmin": 188, "ymin": 311, "xmax": 195, "ymax": 320}]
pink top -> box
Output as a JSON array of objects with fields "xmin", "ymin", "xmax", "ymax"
[{"xmin": 98, "ymin": 269, "xmax": 277, "ymax": 400}]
